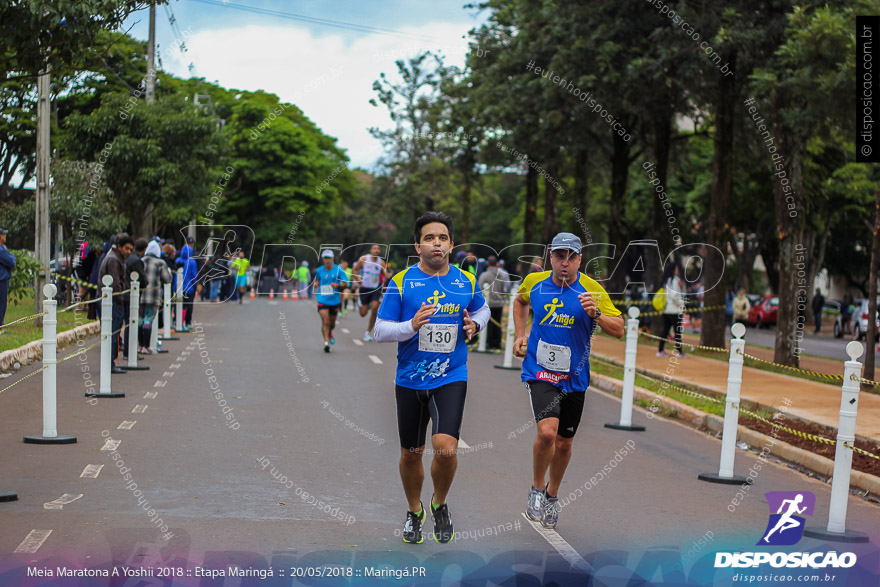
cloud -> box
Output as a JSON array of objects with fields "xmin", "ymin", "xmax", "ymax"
[{"xmin": 165, "ymin": 22, "xmax": 474, "ymax": 170}]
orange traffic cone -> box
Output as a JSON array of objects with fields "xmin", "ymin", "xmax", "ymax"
[
  {"xmin": 249, "ymin": 288, "xmax": 255, "ymax": 300},
  {"xmin": 682, "ymin": 313, "xmax": 691, "ymax": 329},
  {"xmin": 292, "ymin": 289, "xmax": 299, "ymax": 300},
  {"xmin": 269, "ymin": 289, "xmax": 275, "ymax": 300},
  {"xmin": 282, "ymin": 289, "xmax": 288, "ymax": 300}
]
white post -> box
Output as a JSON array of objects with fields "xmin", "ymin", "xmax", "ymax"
[
  {"xmin": 23, "ymin": 284, "xmax": 76, "ymax": 443},
  {"xmin": 90, "ymin": 275, "xmax": 124, "ymax": 398},
  {"xmin": 494, "ymin": 294, "xmax": 519, "ymax": 370},
  {"xmin": 476, "ymin": 283, "xmax": 490, "ymax": 353},
  {"xmin": 127, "ymin": 272, "xmax": 139, "ymax": 368},
  {"xmin": 804, "ymin": 341, "xmax": 869, "ymax": 542},
  {"xmin": 605, "ymin": 306, "xmax": 645, "ymax": 431},
  {"xmin": 698, "ymin": 322, "xmax": 749, "ymax": 484},
  {"xmin": 149, "ymin": 309, "xmax": 159, "ymax": 352},
  {"xmin": 162, "ymin": 283, "xmax": 176, "ymax": 340},
  {"xmin": 175, "ymin": 268, "xmax": 184, "ymax": 332}
]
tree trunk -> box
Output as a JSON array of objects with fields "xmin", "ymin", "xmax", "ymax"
[
  {"xmin": 701, "ymin": 50, "xmax": 737, "ymax": 349},
  {"xmin": 524, "ymin": 164, "xmax": 538, "ymax": 244},
  {"xmin": 460, "ymin": 170, "xmax": 472, "ymax": 244},
  {"xmin": 541, "ymin": 162, "xmax": 559, "ymax": 245},
  {"xmin": 608, "ymin": 131, "xmax": 631, "ymax": 293},
  {"xmin": 772, "ymin": 127, "xmax": 803, "ymax": 367},
  {"xmin": 573, "ymin": 148, "xmax": 589, "ymax": 227},
  {"xmin": 651, "ymin": 114, "xmax": 673, "ymax": 291},
  {"xmin": 865, "ymin": 186, "xmax": 880, "ymax": 380}
]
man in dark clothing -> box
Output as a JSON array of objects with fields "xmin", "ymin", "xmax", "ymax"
[
  {"xmin": 477, "ymin": 255, "xmax": 510, "ymax": 349},
  {"xmin": 812, "ymin": 288, "xmax": 825, "ymax": 333},
  {"xmin": 100, "ymin": 235, "xmax": 134, "ymax": 373},
  {"xmin": 124, "ymin": 239, "xmax": 148, "ymax": 358},
  {"xmin": 0, "ymin": 228, "xmax": 16, "ymax": 330}
]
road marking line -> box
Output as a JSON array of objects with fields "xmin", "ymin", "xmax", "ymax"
[
  {"xmin": 101, "ymin": 438, "xmax": 121, "ymax": 451},
  {"xmin": 80, "ymin": 464, "xmax": 104, "ymax": 478},
  {"xmin": 163, "ymin": 371, "xmax": 174, "ymax": 378},
  {"xmin": 458, "ymin": 438, "xmax": 471, "ymax": 449},
  {"xmin": 132, "ymin": 404, "xmax": 148, "ymax": 413},
  {"xmin": 180, "ymin": 351, "xmax": 190, "ymax": 356},
  {"xmin": 520, "ymin": 513, "xmax": 593, "ymax": 573},
  {"xmin": 341, "ymin": 328, "xmax": 350, "ymax": 334},
  {"xmin": 153, "ymin": 380, "xmax": 167, "ymax": 388},
  {"xmin": 353, "ymin": 339, "xmax": 364, "ymax": 346},
  {"xmin": 178, "ymin": 356, "xmax": 187, "ymax": 361},
  {"xmin": 144, "ymin": 391, "xmax": 157, "ymax": 399},
  {"xmin": 14, "ymin": 530, "xmax": 52, "ymax": 553},
  {"xmin": 43, "ymin": 494, "xmax": 83, "ymax": 510},
  {"xmin": 368, "ymin": 355, "xmax": 383, "ymax": 364},
  {"xmin": 169, "ymin": 363, "xmax": 180, "ymax": 369},
  {"xmin": 117, "ymin": 421, "xmax": 136, "ymax": 430}
]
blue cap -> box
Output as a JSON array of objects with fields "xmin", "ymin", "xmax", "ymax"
[{"xmin": 550, "ymin": 232, "xmax": 581, "ymax": 254}]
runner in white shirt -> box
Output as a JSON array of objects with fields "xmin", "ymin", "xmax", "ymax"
[{"xmin": 354, "ymin": 243, "xmax": 390, "ymax": 341}]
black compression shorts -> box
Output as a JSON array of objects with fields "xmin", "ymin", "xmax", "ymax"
[
  {"xmin": 395, "ymin": 381, "xmax": 467, "ymax": 449},
  {"xmin": 525, "ymin": 379, "xmax": 586, "ymax": 438},
  {"xmin": 359, "ymin": 286, "xmax": 382, "ymax": 306}
]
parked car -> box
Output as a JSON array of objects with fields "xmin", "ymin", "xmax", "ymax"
[
  {"xmin": 851, "ymin": 298, "xmax": 880, "ymax": 341},
  {"xmin": 747, "ymin": 295, "xmax": 778, "ymax": 328}
]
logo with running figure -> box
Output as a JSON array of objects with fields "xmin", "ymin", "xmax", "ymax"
[
  {"xmin": 538, "ymin": 297, "xmax": 574, "ymax": 327},
  {"xmin": 758, "ymin": 491, "xmax": 815, "ymax": 546},
  {"xmin": 426, "ymin": 290, "xmax": 460, "ymax": 315}
]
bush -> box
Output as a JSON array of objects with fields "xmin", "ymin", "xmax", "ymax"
[{"xmin": 8, "ymin": 249, "xmax": 42, "ymax": 304}]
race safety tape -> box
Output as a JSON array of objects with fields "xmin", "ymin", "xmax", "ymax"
[
  {"xmin": 636, "ymin": 330, "xmax": 728, "ymax": 354},
  {"xmin": 625, "ymin": 364, "xmax": 880, "ymax": 460},
  {"xmin": 742, "ymin": 353, "xmax": 880, "ymax": 388},
  {"xmin": 0, "ymin": 366, "xmax": 48, "ymax": 396},
  {"xmin": 0, "ymin": 311, "xmax": 49, "ymax": 330},
  {"xmin": 51, "ymin": 273, "xmax": 98, "ymax": 290},
  {"xmin": 618, "ymin": 304, "xmax": 726, "ymax": 318}
]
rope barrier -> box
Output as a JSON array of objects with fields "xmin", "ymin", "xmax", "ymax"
[
  {"xmin": 0, "ymin": 311, "xmax": 49, "ymax": 330},
  {"xmin": 621, "ymin": 363, "xmax": 880, "ymax": 461},
  {"xmin": 0, "ymin": 366, "xmax": 48, "ymax": 396},
  {"xmin": 51, "ymin": 273, "xmax": 98, "ymax": 290},
  {"xmin": 636, "ymin": 330, "xmax": 728, "ymax": 354},
  {"xmin": 620, "ymin": 304, "xmax": 726, "ymax": 318}
]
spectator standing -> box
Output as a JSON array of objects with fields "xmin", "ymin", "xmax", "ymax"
[
  {"xmin": 0, "ymin": 228, "xmax": 15, "ymax": 331},
  {"xmin": 733, "ymin": 288, "xmax": 750, "ymax": 325},
  {"xmin": 477, "ymin": 255, "xmax": 510, "ymax": 350},
  {"xmin": 142, "ymin": 240, "xmax": 172, "ymax": 352},
  {"xmin": 99, "ymin": 234, "xmax": 133, "ymax": 372}
]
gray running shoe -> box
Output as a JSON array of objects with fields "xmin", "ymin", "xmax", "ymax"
[
  {"xmin": 542, "ymin": 496, "xmax": 559, "ymax": 529},
  {"xmin": 527, "ymin": 486, "xmax": 546, "ymax": 522}
]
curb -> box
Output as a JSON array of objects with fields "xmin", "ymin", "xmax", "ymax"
[
  {"xmin": 590, "ymin": 372, "xmax": 880, "ymax": 497},
  {"xmin": 0, "ymin": 321, "xmax": 100, "ymax": 374}
]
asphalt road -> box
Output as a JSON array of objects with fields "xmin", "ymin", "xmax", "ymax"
[{"xmin": 1, "ymin": 298, "xmax": 879, "ymax": 585}]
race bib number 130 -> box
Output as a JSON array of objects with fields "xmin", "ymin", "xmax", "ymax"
[{"xmin": 419, "ymin": 323, "xmax": 457, "ymax": 353}]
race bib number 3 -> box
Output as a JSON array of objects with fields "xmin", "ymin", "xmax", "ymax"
[
  {"xmin": 320, "ymin": 284, "xmax": 334, "ymax": 296},
  {"xmin": 536, "ymin": 339, "xmax": 571, "ymax": 372},
  {"xmin": 419, "ymin": 323, "xmax": 458, "ymax": 353}
]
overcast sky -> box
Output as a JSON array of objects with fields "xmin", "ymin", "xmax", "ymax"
[{"xmin": 122, "ymin": 0, "xmax": 485, "ymax": 170}]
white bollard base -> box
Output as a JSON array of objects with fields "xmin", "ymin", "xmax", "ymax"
[
  {"xmin": 0, "ymin": 491, "xmax": 18, "ymax": 502},
  {"xmin": 802, "ymin": 527, "xmax": 869, "ymax": 543},
  {"xmin": 604, "ymin": 422, "xmax": 646, "ymax": 432},
  {"xmin": 23, "ymin": 434, "xmax": 77, "ymax": 445},
  {"xmin": 697, "ymin": 472, "xmax": 752, "ymax": 485},
  {"xmin": 85, "ymin": 391, "xmax": 125, "ymax": 398}
]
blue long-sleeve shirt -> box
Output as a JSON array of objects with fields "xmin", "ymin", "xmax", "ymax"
[{"xmin": 0, "ymin": 245, "xmax": 16, "ymax": 282}]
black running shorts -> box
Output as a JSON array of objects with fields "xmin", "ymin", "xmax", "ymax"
[
  {"xmin": 525, "ymin": 379, "xmax": 586, "ymax": 439},
  {"xmin": 317, "ymin": 303, "xmax": 340, "ymax": 316},
  {"xmin": 359, "ymin": 286, "xmax": 382, "ymax": 306},
  {"xmin": 395, "ymin": 381, "xmax": 467, "ymax": 449}
]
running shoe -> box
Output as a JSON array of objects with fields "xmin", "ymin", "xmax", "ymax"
[
  {"xmin": 363, "ymin": 331, "xmax": 373, "ymax": 342},
  {"xmin": 402, "ymin": 503, "xmax": 426, "ymax": 544},
  {"xmin": 542, "ymin": 496, "xmax": 559, "ymax": 529},
  {"xmin": 329, "ymin": 332, "xmax": 335, "ymax": 345},
  {"xmin": 656, "ymin": 351, "xmax": 669, "ymax": 357},
  {"xmin": 527, "ymin": 486, "xmax": 546, "ymax": 522},
  {"xmin": 431, "ymin": 498, "xmax": 454, "ymax": 543},
  {"xmin": 324, "ymin": 342, "xmax": 330, "ymax": 353}
]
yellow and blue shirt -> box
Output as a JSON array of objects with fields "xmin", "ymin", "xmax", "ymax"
[
  {"xmin": 518, "ymin": 271, "xmax": 621, "ymax": 392},
  {"xmin": 377, "ymin": 264, "xmax": 486, "ymax": 389}
]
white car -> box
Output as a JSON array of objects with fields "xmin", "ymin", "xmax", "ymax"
[{"xmin": 852, "ymin": 298, "xmax": 880, "ymax": 341}]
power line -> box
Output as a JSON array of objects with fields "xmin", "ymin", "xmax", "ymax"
[
  {"xmin": 163, "ymin": 3, "xmax": 198, "ymax": 78},
  {"xmin": 187, "ymin": 0, "xmax": 437, "ymax": 42}
]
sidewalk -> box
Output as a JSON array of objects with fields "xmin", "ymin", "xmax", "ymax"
[{"xmin": 591, "ymin": 336, "xmax": 880, "ymax": 440}]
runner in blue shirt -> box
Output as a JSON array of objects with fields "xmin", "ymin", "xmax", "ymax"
[
  {"xmin": 512, "ymin": 232, "xmax": 624, "ymax": 529},
  {"xmin": 315, "ymin": 249, "xmax": 349, "ymax": 353},
  {"xmin": 374, "ymin": 211, "xmax": 489, "ymax": 545}
]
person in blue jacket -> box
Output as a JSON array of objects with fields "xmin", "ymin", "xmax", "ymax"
[
  {"xmin": 176, "ymin": 244, "xmax": 199, "ymax": 332},
  {"xmin": 0, "ymin": 228, "xmax": 16, "ymax": 331}
]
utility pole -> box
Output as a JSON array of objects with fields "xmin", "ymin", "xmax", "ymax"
[
  {"xmin": 34, "ymin": 65, "xmax": 51, "ymax": 324},
  {"xmin": 146, "ymin": 2, "xmax": 156, "ymax": 104},
  {"xmin": 143, "ymin": 1, "xmax": 157, "ymax": 234}
]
